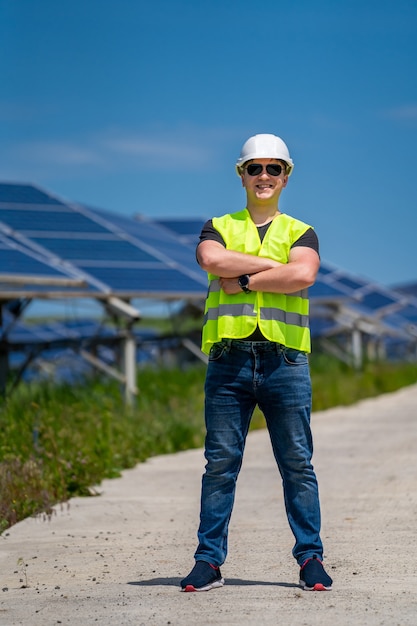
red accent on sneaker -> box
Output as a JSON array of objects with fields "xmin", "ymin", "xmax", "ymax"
[
  {"xmin": 312, "ymin": 583, "xmax": 326, "ymax": 591},
  {"xmin": 184, "ymin": 585, "xmax": 197, "ymax": 592},
  {"xmin": 300, "ymin": 557, "xmax": 323, "ymax": 569}
]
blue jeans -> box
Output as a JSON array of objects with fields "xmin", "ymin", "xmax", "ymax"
[{"xmin": 195, "ymin": 339, "xmax": 323, "ymax": 567}]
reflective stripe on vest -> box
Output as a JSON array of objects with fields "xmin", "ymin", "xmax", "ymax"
[
  {"xmin": 203, "ymin": 301, "xmax": 310, "ymax": 329},
  {"xmin": 201, "ymin": 209, "xmax": 314, "ymax": 355}
]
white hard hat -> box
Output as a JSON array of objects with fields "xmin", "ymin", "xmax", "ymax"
[{"xmin": 236, "ymin": 133, "xmax": 294, "ymax": 176}]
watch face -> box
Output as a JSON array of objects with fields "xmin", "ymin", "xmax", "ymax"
[{"xmin": 239, "ymin": 275, "xmax": 250, "ymax": 289}]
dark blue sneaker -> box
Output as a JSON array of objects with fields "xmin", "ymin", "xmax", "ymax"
[
  {"xmin": 181, "ymin": 561, "xmax": 224, "ymax": 592},
  {"xmin": 299, "ymin": 555, "xmax": 333, "ymax": 591}
]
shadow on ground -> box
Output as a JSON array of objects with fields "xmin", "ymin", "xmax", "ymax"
[{"xmin": 128, "ymin": 577, "xmax": 300, "ymax": 589}]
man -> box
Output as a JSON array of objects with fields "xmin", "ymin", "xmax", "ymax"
[{"xmin": 181, "ymin": 133, "xmax": 332, "ymax": 592}]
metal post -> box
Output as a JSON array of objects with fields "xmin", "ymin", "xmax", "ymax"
[
  {"xmin": 352, "ymin": 328, "xmax": 362, "ymax": 369},
  {"xmin": 123, "ymin": 327, "xmax": 138, "ymax": 407}
]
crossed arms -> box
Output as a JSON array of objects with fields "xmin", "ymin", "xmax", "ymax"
[{"xmin": 197, "ymin": 240, "xmax": 320, "ymax": 295}]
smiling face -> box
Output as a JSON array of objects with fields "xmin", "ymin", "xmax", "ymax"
[{"xmin": 240, "ymin": 158, "xmax": 289, "ymax": 206}]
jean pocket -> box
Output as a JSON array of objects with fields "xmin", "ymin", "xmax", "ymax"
[
  {"xmin": 208, "ymin": 342, "xmax": 228, "ymax": 362},
  {"xmin": 282, "ymin": 348, "xmax": 308, "ymax": 366}
]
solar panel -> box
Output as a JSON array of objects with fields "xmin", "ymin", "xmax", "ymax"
[
  {"xmin": 155, "ymin": 218, "xmax": 206, "ymax": 236},
  {"xmin": 2, "ymin": 310, "xmax": 112, "ymax": 345},
  {"xmin": 316, "ymin": 264, "xmax": 333, "ymax": 276},
  {"xmin": 310, "ymin": 317, "xmax": 341, "ymax": 338},
  {"xmin": 0, "ymin": 183, "xmax": 207, "ymax": 300},
  {"xmin": 392, "ymin": 302, "xmax": 417, "ymax": 324},
  {"xmin": 0, "ymin": 206, "xmax": 110, "ymax": 233},
  {"xmin": 2, "ymin": 308, "xmax": 119, "ymax": 385},
  {"xmin": 0, "ymin": 232, "xmax": 89, "ymax": 297},
  {"xmin": 31, "ymin": 236, "xmax": 157, "ymax": 262},
  {"xmin": 358, "ymin": 290, "xmax": 398, "ymax": 311},
  {"xmin": 332, "ymin": 275, "xmax": 368, "ymax": 291},
  {"xmin": 309, "ymin": 279, "xmax": 348, "ymax": 300},
  {"xmin": 0, "ymin": 183, "xmax": 66, "ymax": 205},
  {"xmin": 0, "ymin": 234, "xmax": 64, "ymax": 278},
  {"xmin": 154, "ymin": 218, "xmax": 206, "ymax": 246},
  {"xmin": 314, "ymin": 262, "xmax": 411, "ymax": 315},
  {"xmin": 393, "ymin": 281, "xmax": 417, "ymax": 299},
  {"xmin": 91, "ymin": 209, "xmax": 206, "ymax": 283}
]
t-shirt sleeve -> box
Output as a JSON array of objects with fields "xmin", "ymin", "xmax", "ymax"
[
  {"xmin": 198, "ymin": 219, "xmax": 226, "ymax": 246},
  {"xmin": 292, "ymin": 227, "xmax": 319, "ymax": 255}
]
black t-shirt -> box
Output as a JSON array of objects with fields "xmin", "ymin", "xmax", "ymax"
[{"xmin": 199, "ymin": 218, "xmax": 319, "ymax": 254}]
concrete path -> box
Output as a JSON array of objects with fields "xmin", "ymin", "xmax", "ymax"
[{"xmin": 1, "ymin": 384, "xmax": 417, "ymax": 625}]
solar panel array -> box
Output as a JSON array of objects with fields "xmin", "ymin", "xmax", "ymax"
[
  {"xmin": 1, "ymin": 182, "xmax": 416, "ymax": 366},
  {"xmin": 312, "ymin": 261, "xmax": 417, "ymax": 339},
  {"xmin": 0, "ymin": 183, "xmax": 207, "ymax": 300},
  {"xmin": 1, "ymin": 303, "xmax": 163, "ymax": 386}
]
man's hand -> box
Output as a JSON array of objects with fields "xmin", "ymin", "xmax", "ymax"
[
  {"xmin": 219, "ymin": 277, "xmax": 243, "ymax": 295},
  {"xmin": 218, "ymin": 247, "xmax": 320, "ymax": 295}
]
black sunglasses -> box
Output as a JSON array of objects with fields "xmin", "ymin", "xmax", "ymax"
[{"xmin": 245, "ymin": 163, "xmax": 284, "ymax": 176}]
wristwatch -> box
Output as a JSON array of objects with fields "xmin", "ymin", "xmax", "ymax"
[{"xmin": 238, "ymin": 274, "xmax": 251, "ymax": 294}]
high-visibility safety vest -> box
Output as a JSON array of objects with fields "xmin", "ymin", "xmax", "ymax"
[{"xmin": 201, "ymin": 209, "xmax": 314, "ymax": 355}]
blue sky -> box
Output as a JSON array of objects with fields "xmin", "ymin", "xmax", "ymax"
[{"xmin": 2, "ymin": 0, "xmax": 417, "ymax": 288}]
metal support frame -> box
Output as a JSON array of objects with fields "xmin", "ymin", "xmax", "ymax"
[{"xmin": 0, "ymin": 295, "xmax": 142, "ymax": 404}]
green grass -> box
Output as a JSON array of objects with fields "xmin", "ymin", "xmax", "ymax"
[
  {"xmin": 311, "ymin": 355, "xmax": 417, "ymax": 411},
  {"xmin": 1, "ymin": 357, "xmax": 416, "ymax": 534}
]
